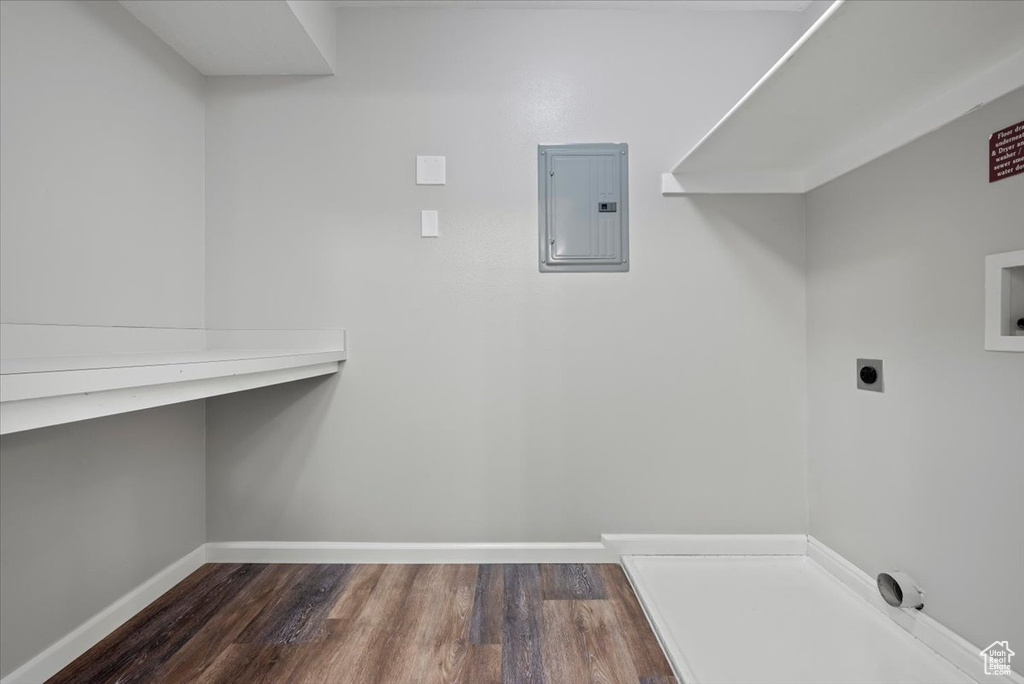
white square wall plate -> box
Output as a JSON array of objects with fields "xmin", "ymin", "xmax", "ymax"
[{"xmin": 416, "ymin": 155, "xmax": 446, "ymax": 185}]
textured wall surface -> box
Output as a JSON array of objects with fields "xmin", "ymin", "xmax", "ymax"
[
  {"xmin": 0, "ymin": 0, "xmax": 205, "ymax": 328},
  {"xmin": 0, "ymin": 403, "xmax": 207, "ymax": 677},
  {"xmin": 807, "ymin": 88, "xmax": 1024, "ymax": 652},
  {"xmin": 0, "ymin": 1, "xmax": 207, "ymax": 677},
  {"xmin": 204, "ymin": 8, "xmax": 810, "ymax": 542}
]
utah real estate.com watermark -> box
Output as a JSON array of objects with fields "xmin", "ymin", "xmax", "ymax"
[{"xmin": 980, "ymin": 641, "xmax": 1015, "ymax": 677}]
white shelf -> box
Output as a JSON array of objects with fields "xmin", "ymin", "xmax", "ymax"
[
  {"xmin": 0, "ymin": 331, "xmax": 346, "ymax": 435},
  {"xmin": 663, "ymin": 0, "xmax": 1024, "ymax": 195},
  {"xmin": 118, "ymin": 0, "xmax": 337, "ymax": 76}
]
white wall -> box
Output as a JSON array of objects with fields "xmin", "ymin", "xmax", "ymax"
[
  {"xmin": 0, "ymin": 0, "xmax": 205, "ymax": 328},
  {"xmin": 204, "ymin": 7, "xmax": 810, "ymax": 542},
  {"xmin": 806, "ymin": 88, "xmax": 1024, "ymax": 652},
  {"xmin": 0, "ymin": 1, "xmax": 207, "ymax": 677},
  {"xmin": 3, "ymin": 0, "xmax": 1017, "ymax": 675},
  {"xmin": 0, "ymin": 405, "xmax": 206, "ymax": 678}
]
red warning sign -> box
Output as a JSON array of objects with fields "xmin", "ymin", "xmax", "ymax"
[{"xmin": 990, "ymin": 119, "xmax": 1024, "ymax": 183}]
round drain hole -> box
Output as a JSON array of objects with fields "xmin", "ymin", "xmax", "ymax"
[{"xmin": 859, "ymin": 366, "xmax": 878, "ymax": 384}]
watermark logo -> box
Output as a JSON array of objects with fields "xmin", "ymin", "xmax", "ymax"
[{"xmin": 980, "ymin": 641, "xmax": 1015, "ymax": 677}]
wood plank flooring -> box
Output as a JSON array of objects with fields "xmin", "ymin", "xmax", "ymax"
[{"xmin": 48, "ymin": 563, "xmax": 677, "ymax": 684}]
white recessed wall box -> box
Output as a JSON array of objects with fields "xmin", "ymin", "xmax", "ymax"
[
  {"xmin": 984, "ymin": 248, "xmax": 1024, "ymax": 352},
  {"xmin": 416, "ymin": 155, "xmax": 446, "ymax": 185},
  {"xmin": 538, "ymin": 143, "xmax": 629, "ymax": 273}
]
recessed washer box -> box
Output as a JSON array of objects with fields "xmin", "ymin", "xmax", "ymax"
[
  {"xmin": 538, "ymin": 143, "xmax": 629, "ymax": 273},
  {"xmin": 984, "ymin": 249, "xmax": 1024, "ymax": 352}
]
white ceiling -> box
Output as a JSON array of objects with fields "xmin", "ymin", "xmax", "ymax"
[
  {"xmin": 333, "ymin": 1, "xmax": 814, "ymax": 10},
  {"xmin": 120, "ymin": 0, "xmax": 816, "ymax": 76}
]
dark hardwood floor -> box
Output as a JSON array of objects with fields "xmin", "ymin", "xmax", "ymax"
[{"xmin": 47, "ymin": 563, "xmax": 677, "ymax": 684}]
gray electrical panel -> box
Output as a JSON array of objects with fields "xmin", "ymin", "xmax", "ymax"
[{"xmin": 538, "ymin": 143, "xmax": 629, "ymax": 272}]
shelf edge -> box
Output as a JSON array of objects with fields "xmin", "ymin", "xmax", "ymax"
[
  {"xmin": 0, "ymin": 361, "xmax": 341, "ymax": 435},
  {"xmin": 661, "ymin": 171, "xmax": 805, "ymax": 195},
  {"xmin": 669, "ymin": 0, "xmax": 847, "ymax": 175}
]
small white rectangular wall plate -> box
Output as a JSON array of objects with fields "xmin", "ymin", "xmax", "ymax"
[
  {"xmin": 421, "ymin": 210, "xmax": 438, "ymax": 238},
  {"xmin": 984, "ymin": 248, "xmax": 1024, "ymax": 352},
  {"xmin": 416, "ymin": 155, "xmax": 446, "ymax": 185}
]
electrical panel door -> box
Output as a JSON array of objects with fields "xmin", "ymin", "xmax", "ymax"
[{"xmin": 538, "ymin": 143, "xmax": 629, "ymax": 272}]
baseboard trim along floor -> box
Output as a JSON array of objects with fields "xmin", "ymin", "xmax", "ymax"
[
  {"xmin": 204, "ymin": 540, "xmax": 613, "ymax": 564},
  {"xmin": 0, "ymin": 545, "xmax": 207, "ymax": 684},
  {"xmin": 4, "ymin": 535, "xmax": 1018, "ymax": 684},
  {"xmin": 203, "ymin": 534, "xmax": 808, "ymax": 564},
  {"xmin": 601, "ymin": 533, "xmax": 808, "ymax": 557}
]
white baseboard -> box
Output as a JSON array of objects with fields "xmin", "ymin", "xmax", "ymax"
[
  {"xmin": 807, "ymin": 536, "xmax": 1023, "ymax": 684},
  {"xmin": 602, "ymin": 533, "xmax": 807, "ymax": 557},
  {"xmin": 205, "ymin": 541, "xmax": 613, "ymax": 564},
  {"xmin": 206, "ymin": 535, "xmax": 809, "ymax": 564},
  {"xmin": 0, "ymin": 544, "xmax": 207, "ymax": 684},
  {"xmin": 9, "ymin": 536, "xmax": 1011, "ymax": 684},
  {"xmin": 2, "ymin": 533, "xmax": 807, "ymax": 681}
]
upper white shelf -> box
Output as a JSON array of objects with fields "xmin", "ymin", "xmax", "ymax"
[
  {"xmin": 662, "ymin": 0, "xmax": 1024, "ymax": 195},
  {"xmin": 0, "ymin": 328, "xmax": 346, "ymax": 435},
  {"xmin": 119, "ymin": 0, "xmax": 337, "ymax": 76}
]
